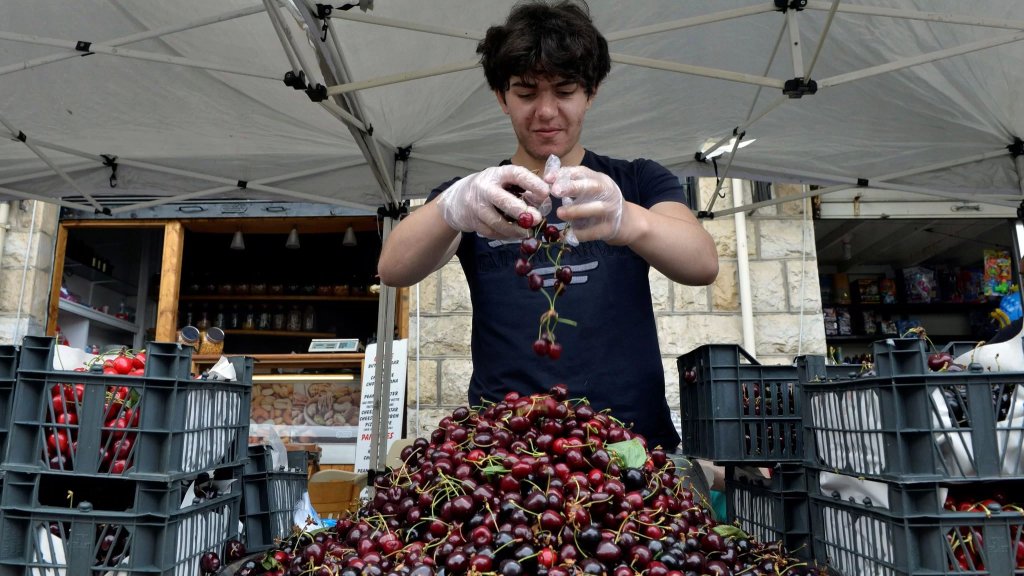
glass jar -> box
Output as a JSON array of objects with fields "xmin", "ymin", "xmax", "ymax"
[
  {"xmin": 302, "ymin": 305, "xmax": 317, "ymax": 332},
  {"xmin": 286, "ymin": 305, "xmax": 302, "ymax": 332},
  {"xmin": 242, "ymin": 306, "xmax": 256, "ymax": 330},
  {"xmin": 257, "ymin": 304, "xmax": 271, "ymax": 330},
  {"xmin": 272, "ymin": 305, "xmax": 286, "ymax": 331},
  {"xmin": 196, "ymin": 304, "xmax": 210, "ymax": 331},
  {"xmin": 229, "ymin": 304, "xmax": 240, "ymax": 329},
  {"xmin": 213, "ymin": 304, "xmax": 225, "ymax": 329}
]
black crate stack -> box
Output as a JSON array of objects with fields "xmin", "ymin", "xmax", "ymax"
[
  {"xmin": 800, "ymin": 338, "xmax": 1024, "ymax": 575},
  {"xmin": 240, "ymin": 444, "xmax": 309, "ymax": 552},
  {"xmin": 0, "ymin": 336, "xmax": 253, "ymax": 576},
  {"xmin": 676, "ymin": 344, "xmax": 814, "ymax": 560}
]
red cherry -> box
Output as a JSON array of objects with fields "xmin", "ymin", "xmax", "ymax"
[
  {"xmin": 532, "ymin": 339, "xmax": 550, "ymax": 356},
  {"xmin": 556, "ymin": 266, "xmax": 573, "ymax": 283},
  {"xmin": 548, "ymin": 342, "xmax": 563, "ymax": 360},
  {"xmin": 517, "ymin": 212, "xmax": 535, "ymax": 229},
  {"xmin": 514, "ymin": 258, "xmax": 532, "ymax": 276}
]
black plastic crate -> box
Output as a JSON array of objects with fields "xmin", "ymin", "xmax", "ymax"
[
  {"xmin": 724, "ymin": 464, "xmax": 812, "ymax": 559},
  {"xmin": 1, "ymin": 466, "xmax": 242, "ymax": 517},
  {"xmin": 872, "ymin": 337, "xmax": 930, "ymax": 377},
  {"xmin": 677, "ymin": 344, "xmax": 803, "ymax": 463},
  {"xmin": 0, "ymin": 344, "xmax": 18, "ymax": 463},
  {"xmin": 0, "ymin": 485, "xmax": 240, "ymax": 575},
  {"xmin": 801, "ymin": 358, "xmax": 1024, "ymax": 482},
  {"xmin": 4, "ymin": 336, "xmax": 253, "ymax": 482},
  {"xmin": 809, "ymin": 470, "xmax": 1024, "ymax": 575},
  {"xmin": 241, "ymin": 445, "xmax": 307, "ymax": 551}
]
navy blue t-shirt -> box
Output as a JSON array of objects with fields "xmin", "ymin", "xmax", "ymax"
[{"xmin": 427, "ymin": 150, "xmax": 684, "ymax": 451}]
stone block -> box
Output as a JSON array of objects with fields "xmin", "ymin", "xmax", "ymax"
[
  {"xmin": 786, "ymin": 260, "xmax": 823, "ymax": 313},
  {"xmin": 406, "ymin": 359, "xmax": 439, "ymax": 407},
  {"xmin": 749, "ymin": 261, "xmax": 787, "ymax": 312},
  {"xmin": 774, "ymin": 183, "xmax": 809, "ymax": 217},
  {"xmin": 658, "ymin": 314, "xmax": 742, "ymax": 356},
  {"xmin": 649, "ymin": 269, "xmax": 670, "ymax": 312},
  {"xmin": 417, "ymin": 315, "xmax": 472, "ymax": 356},
  {"xmin": 440, "ymin": 262, "xmax": 472, "ymax": 313},
  {"xmin": 758, "ymin": 219, "xmax": 815, "ymax": 259},
  {"xmin": 674, "ymin": 283, "xmax": 709, "ymax": 312},
  {"xmin": 754, "ymin": 313, "xmax": 828, "ymax": 356},
  {"xmin": 415, "ymin": 271, "xmax": 440, "ymax": 314},
  {"xmin": 440, "ymin": 359, "xmax": 473, "ymax": 406},
  {"xmin": 712, "ymin": 261, "xmax": 738, "ymax": 311}
]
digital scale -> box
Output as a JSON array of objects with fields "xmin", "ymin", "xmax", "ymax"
[{"xmin": 307, "ymin": 338, "xmax": 363, "ymax": 353}]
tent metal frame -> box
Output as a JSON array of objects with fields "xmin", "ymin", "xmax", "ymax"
[{"xmin": 3, "ymin": 1, "xmax": 1024, "ymax": 479}]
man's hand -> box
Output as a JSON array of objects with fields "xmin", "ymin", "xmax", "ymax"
[
  {"xmin": 438, "ymin": 165, "xmax": 549, "ymax": 239},
  {"xmin": 548, "ymin": 165, "xmax": 624, "ymax": 242}
]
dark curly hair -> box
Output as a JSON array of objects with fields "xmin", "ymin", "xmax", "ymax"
[{"xmin": 477, "ymin": 1, "xmax": 610, "ymax": 96}]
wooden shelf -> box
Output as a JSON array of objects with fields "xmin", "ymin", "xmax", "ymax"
[
  {"xmin": 179, "ymin": 294, "xmax": 378, "ymax": 302},
  {"xmin": 223, "ymin": 329, "xmax": 335, "ymax": 338},
  {"xmin": 192, "ymin": 352, "xmax": 365, "ymax": 370},
  {"xmin": 58, "ymin": 299, "xmax": 137, "ymax": 332}
]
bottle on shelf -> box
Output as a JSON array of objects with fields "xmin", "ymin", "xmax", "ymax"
[
  {"xmin": 196, "ymin": 303, "xmax": 210, "ymax": 331},
  {"xmin": 272, "ymin": 305, "xmax": 286, "ymax": 331},
  {"xmin": 183, "ymin": 303, "xmax": 194, "ymax": 328},
  {"xmin": 214, "ymin": 304, "xmax": 225, "ymax": 329},
  {"xmin": 242, "ymin": 305, "xmax": 256, "ymax": 330},
  {"xmin": 229, "ymin": 304, "xmax": 240, "ymax": 329},
  {"xmin": 257, "ymin": 304, "xmax": 271, "ymax": 330},
  {"xmin": 302, "ymin": 305, "xmax": 317, "ymax": 332},
  {"xmin": 287, "ymin": 305, "xmax": 302, "ymax": 332}
]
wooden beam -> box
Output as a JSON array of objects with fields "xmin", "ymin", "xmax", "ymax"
[
  {"xmin": 156, "ymin": 221, "xmax": 184, "ymax": 342},
  {"xmin": 46, "ymin": 224, "xmax": 68, "ymax": 337}
]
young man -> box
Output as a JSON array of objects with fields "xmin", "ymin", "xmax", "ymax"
[{"xmin": 378, "ymin": 0, "xmax": 718, "ymax": 451}]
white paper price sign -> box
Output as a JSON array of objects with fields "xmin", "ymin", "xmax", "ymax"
[{"xmin": 355, "ymin": 339, "xmax": 408, "ymax": 473}]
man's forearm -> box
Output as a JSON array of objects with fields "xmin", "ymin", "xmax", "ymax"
[{"xmin": 378, "ymin": 199, "xmax": 461, "ymax": 287}]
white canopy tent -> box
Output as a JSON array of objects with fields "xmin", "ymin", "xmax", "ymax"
[{"xmin": 3, "ymin": 0, "xmax": 1024, "ymax": 471}]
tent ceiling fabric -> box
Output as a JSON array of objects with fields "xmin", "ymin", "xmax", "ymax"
[{"xmin": 1, "ymin": 1, "xmax": 1023, "ymax": 215}]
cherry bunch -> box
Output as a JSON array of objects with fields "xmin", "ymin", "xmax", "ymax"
[
  {"xmin": 942, "ymin": 489, "xmax": 1024, "ymax": 570},
  {"xmin": 248, "ymin": 384, "xmax": 822, "ymax": 576},
  {"xmin": 514, "ymin": 211, "xmax": 576, "ymax": 360}
]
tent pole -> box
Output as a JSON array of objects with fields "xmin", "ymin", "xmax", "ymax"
[
  {"xmin": 0, "ymin": 162, "xmax": 95, "ymax": 186},
  {"xmin": 264, "ymin": 0, "xmax": 325, "ymax": 88},
  {"xmin": 0, "ymin": 185, "xmax": 95, "ymax": 212},
  {"xmin": 821, "ymin": 31, "xmax": 1024, "ymax": 88},
  {"xmin": 0, "ymin": 4, "xmax": 268, "ymax": 78},
  {"xmin": 804, "ymin": 0, "xmax": 840, "ymax": 78},
  {"xmin": 308, "ymin": 1, "xmax": 398, "ymax": 205},
  {"xmin": 610, "ymin": 53, "xmax": 783, "ymax": 89},
  {"xmin": 22, "ymin": 136, "xmax": 374, "ymax": 210},
  {"xmin": 368, "ymin": 154, "xmax": 407, "ymax": 483},
  {"xmin": 0, "ymin": 115, "xmax": 105, "ymax": 212},
  {"xmin": 108, "ymin": 159, "xmax": 368, "ymax": 214},
  {"xmin": 325, "ymin": 60, "xmax": 480, "ymax": 97},
  {"xmin": 0, "ymin": 31, "xmax": 279, "ymax": 81},
  {"xmin": 326, "ymin": 11, "xmax": 484, "ymax": 40},
  {"xmin": 804, "ymin": 1, "xmax": 1024, "ymax": 30},
  {"xmin": 262, "ymin": 0, "xmax": 302, "ymax": 73},
  {"xmin": 606, "ymin": 4, "xmax": 778, "ymax": 42},
  {"xmin": 785, "ymin": 9, "xmax": 804, "ymax": 81}
]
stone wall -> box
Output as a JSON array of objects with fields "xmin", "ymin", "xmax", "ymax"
[
  {"xmin": 404, "ymin": 179, "xmax": 826, "ymax": 439},
  {"xmin": 0, "ymin": 201, "xmax": 60, "ymax": 344}
]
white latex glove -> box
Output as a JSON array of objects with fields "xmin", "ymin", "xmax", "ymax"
[
  {"xmin": 438, "ymin": 165, "xmax": 550, "ymax": 239},
  {"xmin": 547, "ymin": 165, "xmax": 624, "ymax": 243}
]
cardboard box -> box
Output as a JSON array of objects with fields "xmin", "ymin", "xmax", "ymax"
[
  {"xmin": 308, "ymin": 438, "xmax": 413, "ymax": 518},
  {"xmin": 308, "ymin": 470, "xmax": 366, "ymax": 518}
]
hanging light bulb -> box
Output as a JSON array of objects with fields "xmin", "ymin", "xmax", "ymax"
[
  {"xmin": 342, "ymin": 225, "xmax": 357, "ymax": 247},
  {"xmin": 285, "ymin": 226, "xmax": 301, "ymax": 249},
  {"xmin": 230, "ymin": 230, "xmax": 245, "ymax": 250}
]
